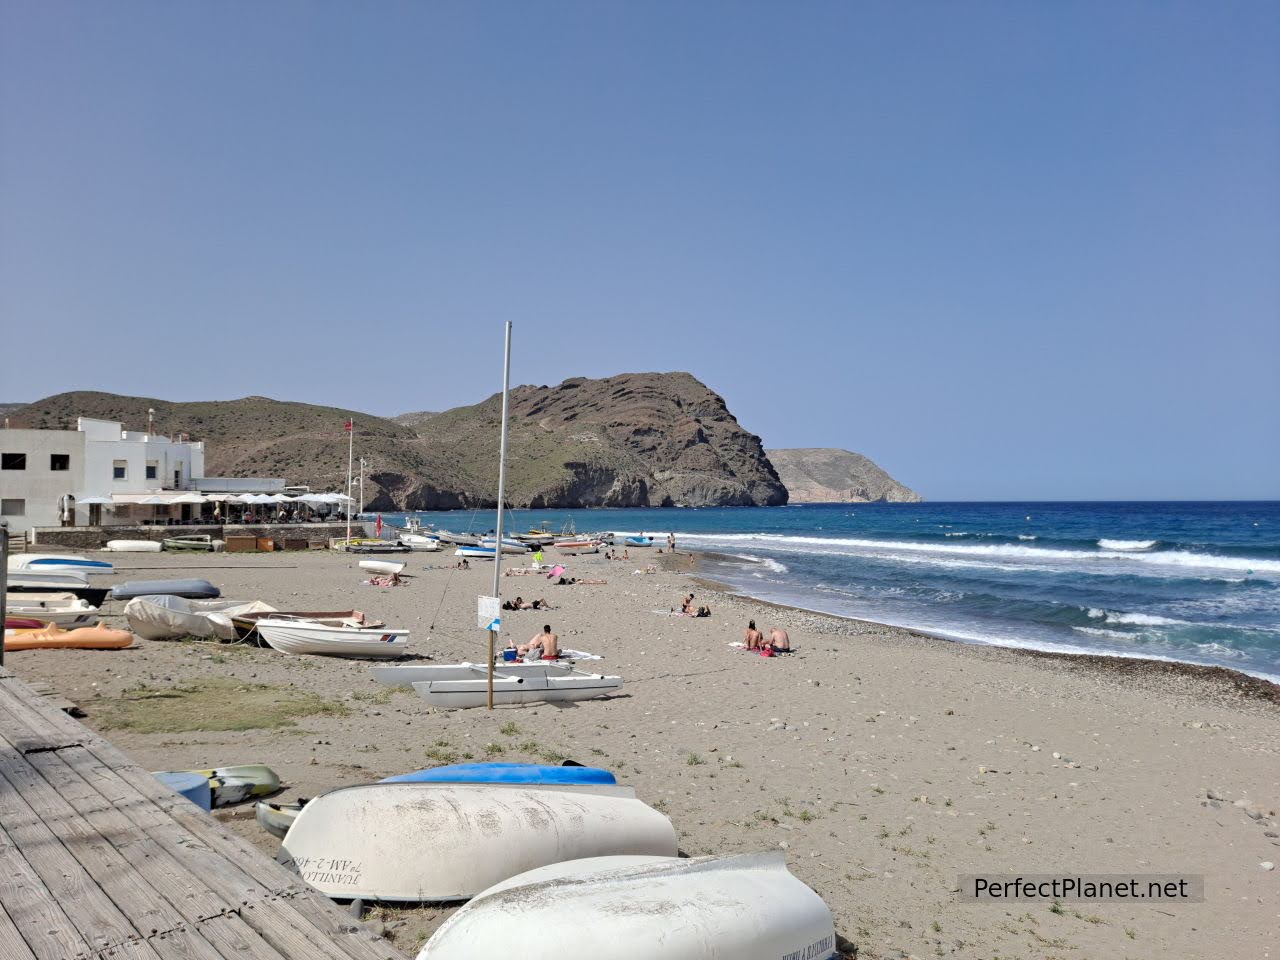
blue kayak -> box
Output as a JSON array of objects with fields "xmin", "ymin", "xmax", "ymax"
[{"xmin": 381, "ymin": 762, "xmax": 616, "ymax": 785}]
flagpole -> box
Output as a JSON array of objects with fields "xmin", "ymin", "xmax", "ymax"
[
  {"xmin": 345, "ymin": 419, "xmax": 354, "ymax": 544},
  {"xmin": 488, "ymin": 321, "xmax": 513, "ymax": 710}
]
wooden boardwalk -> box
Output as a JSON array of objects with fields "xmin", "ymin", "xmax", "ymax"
[{"xmin": 0, "ymin": 667, "xmax": 407, "ymax": 960}]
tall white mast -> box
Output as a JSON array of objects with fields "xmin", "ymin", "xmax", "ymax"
[
  {"xmin": 488, "ymin": 321, "xmax": 513, "ymax": 709},
  {"xmin": 345, "ymin": 418, "xmax": 354, "ymax": 543}
]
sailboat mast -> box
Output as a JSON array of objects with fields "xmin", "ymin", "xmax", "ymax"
[
  {"xmin": 345, "ymin": 418, "xmax": 354, "ymax": 543},
  {"xmin": 488, "ymin": 321, "xmax": 513, "ymax": 709}
]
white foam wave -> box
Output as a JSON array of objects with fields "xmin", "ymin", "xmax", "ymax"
[
  {"xmin": 1103, "ymin": 611, "xmax": 1192, "ymax": 627},
  {"xmin": 1018, "ymin": 534, "xmax": 1037, "ymax": 540},
  {"xmin": 672, "ymin": 532, "xmax": 1280, "ymax": 577},
  {"xmin": 733, "ymin": 554, "xmax": 789, "ymax": 574},
  {"xmin": 1098, "ymin": 539, "xmax": 1158, "ymax": 551}
]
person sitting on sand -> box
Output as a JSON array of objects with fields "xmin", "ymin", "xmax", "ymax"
[
  {"xmin": 680, "ymin": 593, "xmax": 695, "ymax": 615},
  {"xmin": 694, "ymin": 605, "xmax": 711, "ymax": 618},
  {"xmin": 744, "ymin": 619, "xmax": 765, "ymax": 650},
  {"xmin": 767, "ymin": 626, "xmax": 791, "ymax": 653},
  {"xmin": 518, "ymin": 625, "xmax": 559, "ymax": 660}
]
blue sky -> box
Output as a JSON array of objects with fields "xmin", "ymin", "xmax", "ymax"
[{"xmin": 2, "ymin": 1, "xmax": 1276, "ymax": 500}]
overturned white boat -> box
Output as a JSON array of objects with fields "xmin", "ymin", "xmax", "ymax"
[
  {"xmin": 279, "ymin": 781, "xmax": 677, "ymax": 902},
  {"xmin": 7, "ymin": 554, "xmax": 114, "ymax": 576},
  {"xmin": 124, "ymin": 595, "xmax": 277, "ymax": 641},
  {"xmin": 398, "ymin": 533, "xmax": 442, "ymax": 552},
  {"xmin": 256, "ymin": 616, "xmax": 409, "ymax": 658},
  {"xmin": 412, "ymin": 665, "xmax": 622, "ymax": 709},
  {"xmin": 4, "ymin": 592, "xmax": 99, "ymax": 627},
  {"xmin": 105, "ymin": 539, "xmax": 163, "ymax": 553},
  {"xmin": 417, "ymin": 853, "xmax": 836, "ymax": 960},
  {"xmin": 358, "ymin": 559, "xmax": 405, "ymax": 576}
]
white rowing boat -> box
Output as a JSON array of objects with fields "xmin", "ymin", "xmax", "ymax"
[
  {"xmin": 412, "ymin": 667, "xmax": 622, "ymax": 709},
  {"xmin": 256, "ymin": 617, "xmax": 410, "ymax": 658},
  {"xmin": 278, "ymin": 781, "xmax": 677, "ymax": 902},
  {"xmin": 4, "ymin": 592, "xmax": 99, "ymax": 627},
  {"xmin": 398, "ymin": 533, "xmax": 442, "ymax": 551},
  {"xmin": 416, "ymin": 852, "xmax": 837, "ymax": 959}
]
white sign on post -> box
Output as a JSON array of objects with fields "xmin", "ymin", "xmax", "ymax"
[{"xmin": 478, "ymin": 595, "xmax": 501, "ymax": 632}]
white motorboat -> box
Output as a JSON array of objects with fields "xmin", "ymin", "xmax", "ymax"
[
  {"xmin": 7, "ymin": 554, "xmax": 114, "ymax": 576},
  {"xmin": 4, "ymin": 592, "xmax": 99, "ymax": 627},
  {"xmin": 370, "ymin": 660, "xmax": 576, "ymax": 687},
  {"xmin": 412, "ymin": 667, "xmax": 622, "ymax": 709},
  {"xmin": 435, "ymin": 530, "xmax": 480, "ymax": 546},
  {"xmin": 278, "ymin": 781, "xmax": 678, "ymax": 902},
  {"xmin": 553, "ymin": 538, "xmax": 599, "ymax": 554},
  {"xmin": 358, "ymin": 559, "xmax": 406, "ymax": 576},
  {"xmin": 256, "ymin": 616, "xmax": 410, "ymax": 658},
  {"xmin": 105, "ymin": 540, "xmax": 163, "ymax": 552},
  {"xmin": 454, "ymin": 545, "xmax": 496, "ymax": 559},
  {"xmin": 416, "ymin": 853, "xmax": 837, "ymax": 960},
  {"xmin": 124, "ymin": 595, "xmax": 277, "ymax": 641},
  {"xmin": 6, "ymin": 570, "xmax": 110, "ymax": 606}
]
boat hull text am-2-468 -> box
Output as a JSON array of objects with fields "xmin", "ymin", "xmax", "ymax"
[
  {"xmin": 277, "ymin": 781, "xmax": 678, "ymax": 902},
  {"xmin": 415, "ymin": 853, "xmax": 837, "ymax": 960}
]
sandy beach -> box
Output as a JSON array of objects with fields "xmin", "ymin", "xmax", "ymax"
[{"xmin": 7, "ymin": 547, "xmax": 1277, "ymax": 959}]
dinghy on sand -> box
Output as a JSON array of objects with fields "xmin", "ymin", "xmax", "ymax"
[
  {"xmin": 278, "ymin": 781, "xmax": 677, "ymax": 901},
  {"xmin": 358, "ymin": 559, "xmax": 405, "ymax": 576},
  {"xmin": 111, "ymin": 579, "xmax": 220, "ymax": 601},
  {"xmin": 256, "ymin": 616, "xmax": 409, "ymax": 658},
  {"xmin": 7, "ymin": 572, "xmax": 110, "ymax": 607},
  {"xmin": 4, "ymin": 623, "xmax": 133, "ymax": 651},
  {"xmin": 416, "ymin": 853, "xmax": 837, "ymax": 960},
  {"xmin": 105, "ymin": 540, "xmax": 163, "ymax": 552},
  {"xmin": 177, "ymin": 764, "xmax": 280, "ymax": 807},
  {"xmin": 4, "ymin": 592, "xmax": 99, "ymax": 627},
  {"xmin": 124, "ymin": 595, "xmax": 277, "ymax": 641},
  {"xmin": 7, "ymin": 554, "xmax": 114, "ymax": 576}
]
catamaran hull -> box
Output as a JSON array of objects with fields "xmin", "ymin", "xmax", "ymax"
[
  {"xmin": 417, "ymin": 853, "xmax": 837, "ymax": 960},
  {"xmin": 412, "ymin": 673, "xmax": 622, "ymax": 709},
  {"xmin": 370, "ymin": 661, "xmax": 575, "ymax": 686},
  {"xmin": 278, "ymin": 782, "xmax": 677, "ymax": 902}
]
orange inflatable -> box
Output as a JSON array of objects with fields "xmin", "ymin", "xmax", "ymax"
[{"xmin": 3, "ymin": 622, "xmax": 134, "ymax": 651}]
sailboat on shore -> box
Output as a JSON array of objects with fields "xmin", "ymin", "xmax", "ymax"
[{"xmin": 411, "ymin": 323, "xmax": 623, "ymax": 710}]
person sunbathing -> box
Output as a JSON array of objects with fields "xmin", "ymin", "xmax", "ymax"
[
  {"xmin": 767, "ymin": 626, "xmax": 791, "ymax": 653},
  {"xmin": 743, "ymin": 619, "xmax": 765, "ymax": 650}
]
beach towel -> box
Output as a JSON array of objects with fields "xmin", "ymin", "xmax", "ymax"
[{"xmin": 546, "ymin": 564, "xmax": 566, "ymax": 579}]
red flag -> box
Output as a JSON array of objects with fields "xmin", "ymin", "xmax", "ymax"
[{"xmin": 344, "ymin": 419, "xmax": 352, "ymax": 432}]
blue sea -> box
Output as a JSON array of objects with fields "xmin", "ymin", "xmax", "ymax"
[{"xmin": 381, "ymin": 502, "xmax": 1280, "ymax": 683}]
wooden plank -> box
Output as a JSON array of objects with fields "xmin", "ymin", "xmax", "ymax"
[
  {"xmin": 194, "ymin": 915, "xmax": 292, "ymax": 960},
  {"xmin": 0, "ymin": 763, "xmax": 145, "ymax": 952},
  {"xmin": 90, "ymin": 938, "xmax": 164, "ymax": 960},
  {"xmin": 0, "ymin": 821, "xmax": 92, "ymax": 960},
  {"xmin": 23, "ymin": 748, "xmax": 230, "ymax": 923},
  {"xmin": 0, "ymin": 901, "xmax": 41, "ymax": 960},
  {"xmin": 239, "ymin": 898, "xmax": 401, "ymax": 960},
  {"xmin": 0, "ymin": 749, "xmax": 186, "ymax": 938},
  {"xmin": 132, "ymin": 928, "xmax": 228, "ymax": 960}
]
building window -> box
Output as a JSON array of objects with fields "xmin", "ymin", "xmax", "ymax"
[
  {"xmin": 1, "ymin": 452, "xmax": 26, "ymax": 470},
  {"xmin": 113, "ymin": 460, "xmax": 128, "ymax": 480},
  {"xmin": 146, "ymin": 461, "xmax": 158, "ymax": 480},
  {"xmin": 50, "ymin": 453, "xmax": 70, "ymax": 471},
  {"xmin": 1, "ymin": 498, "xmax": 24, "ymax": 516}
]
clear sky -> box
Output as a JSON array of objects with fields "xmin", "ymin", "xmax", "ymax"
[{"xmin": 2, "ymin": 1, "xmax": 1276, "ymax": 500}]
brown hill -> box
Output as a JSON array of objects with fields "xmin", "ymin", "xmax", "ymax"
[
  {"xmin": 767, "ymin": 448, "xmax": 921, "ymax": 503},
  {"xmin": 12, "ymin": 375, "xmax": 786, "ymax": 509}
]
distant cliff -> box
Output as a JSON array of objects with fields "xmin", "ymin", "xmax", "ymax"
[
  {"xmin": 766, "ymin": 448, "xmax": 921, "ymax": 503},
  {"xmin": 13, "ymin": 374, "xmax": 787, "ymax": 509}
]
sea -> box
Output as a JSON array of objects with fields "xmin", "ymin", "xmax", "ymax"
[{"xmin": 379, "ymin": 502, "xmax": 1280, "ymax": 683}]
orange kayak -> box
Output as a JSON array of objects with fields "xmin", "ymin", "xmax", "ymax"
[{"xmin": 4, "ymin": 622, "xmax": 134, "ymax": 651}]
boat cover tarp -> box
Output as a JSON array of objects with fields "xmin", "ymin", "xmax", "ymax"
[{"xmin": 125, "ymin": 595, "xmax": 275, "ymax": 640}]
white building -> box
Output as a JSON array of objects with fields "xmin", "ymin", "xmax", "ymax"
[{"xmin": 0, "ymin": 417, "xmax": 208, "ymax": 534}]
